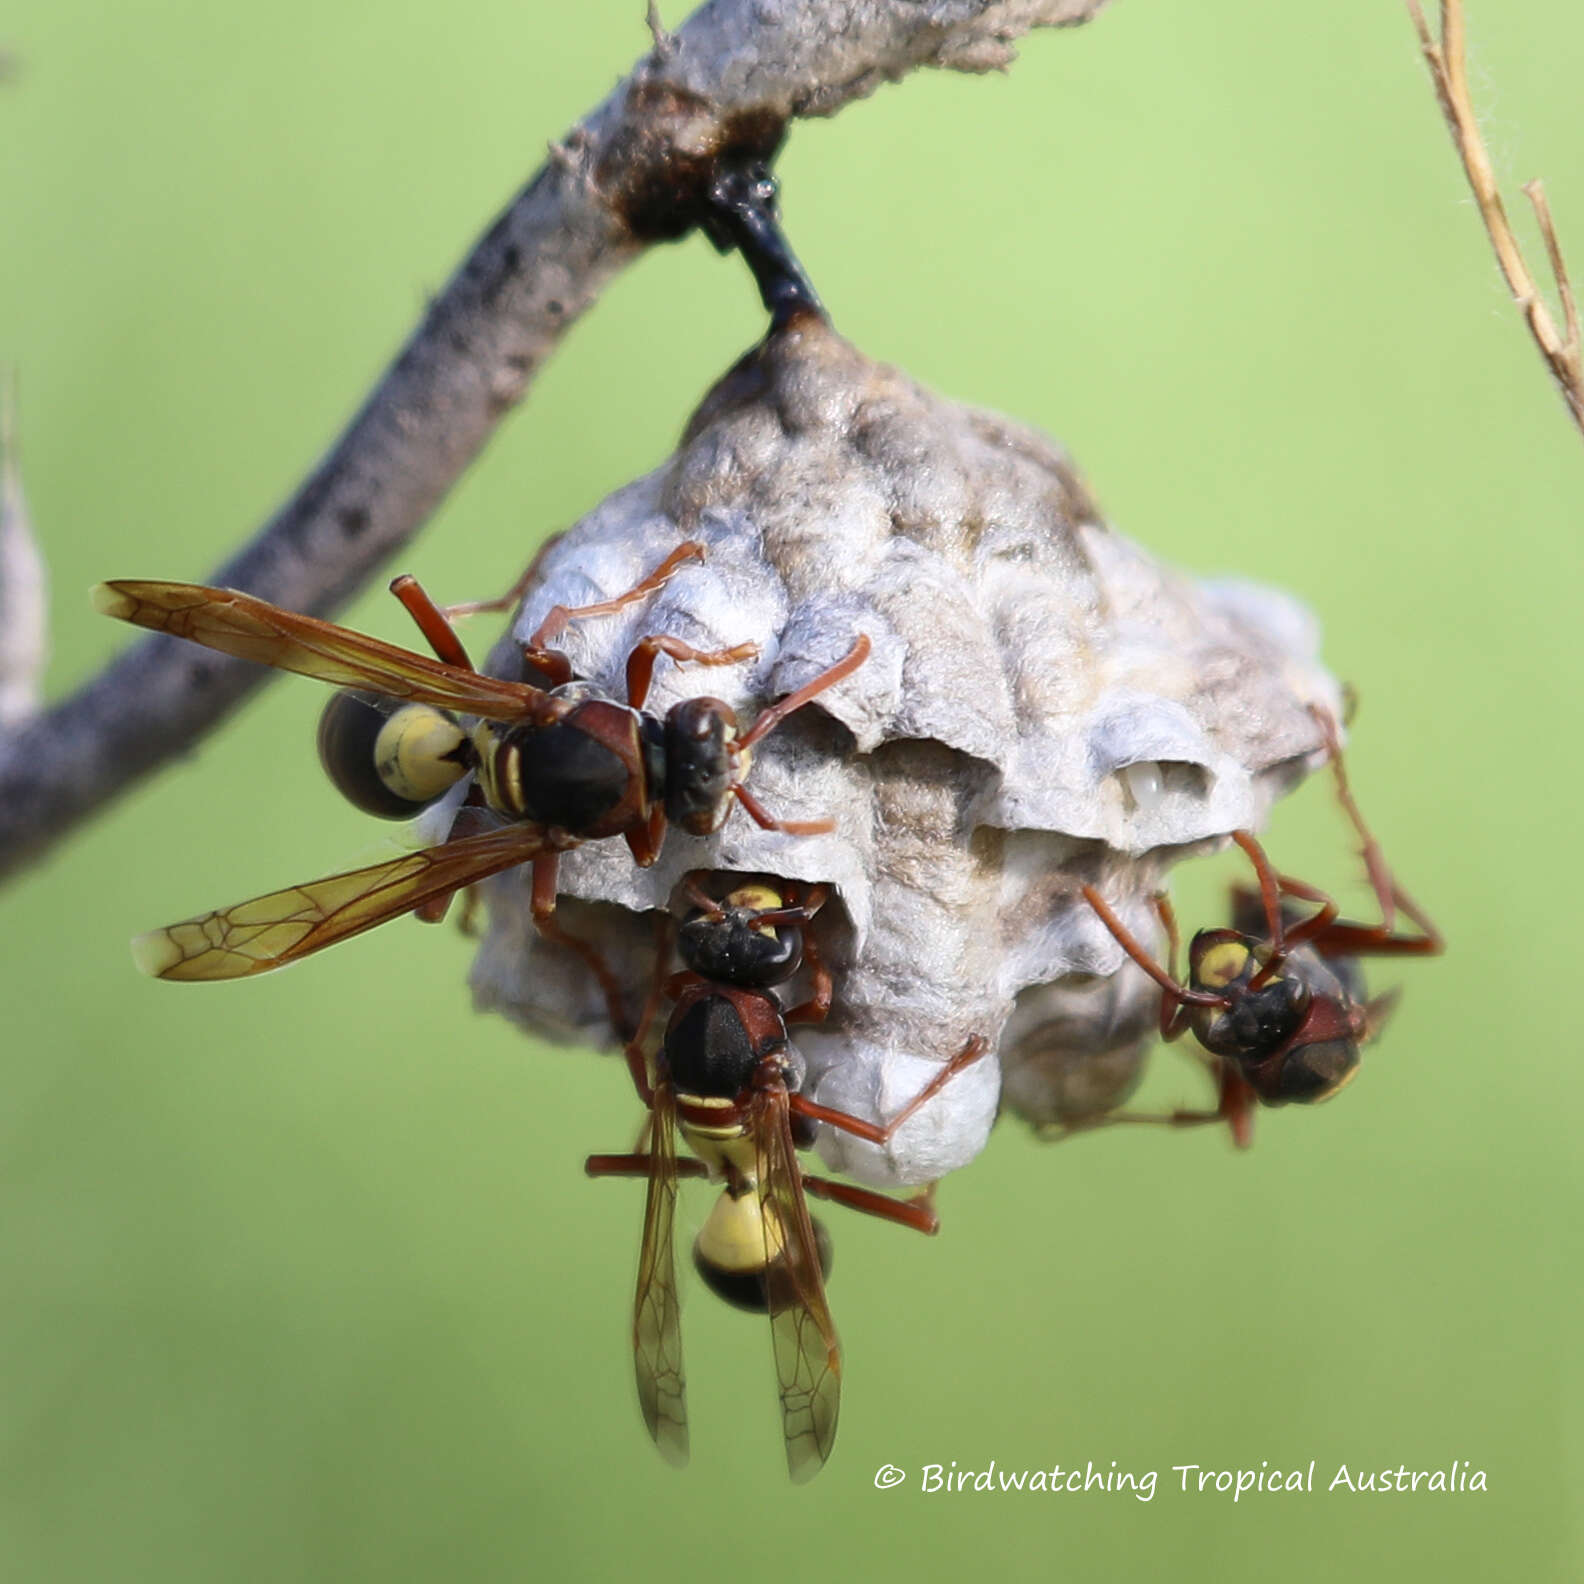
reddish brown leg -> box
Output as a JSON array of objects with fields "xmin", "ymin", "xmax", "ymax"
[
  {"xmin": 1083, "ymin": 884, "xmax": 1228, "ymax": 1011},
  {"xmin": 517, "ymin": 646, "xmax": 576, "ymax": 687},
  {"xmin": 778, "ymin": 885, "xmax": 833, "ymax": 1026},
  {"xmin": 619, "ymin": 918, "xmax": 680, "ymax": 1108},
  {"xmin": 438, "ymin": 529, "xmax": 568, "ymax": 622},
  {"xmin": 734, "ymin": 633, "xmax": 871, "ymax": 754},
  {"xmin": 1043, "ymin": 1062, "xmax": 1255, "ymax": 1149},
  {"xmin": 628, "ymin": 1111, "xmax": 654, "ymax": 1155},
  {"xmin": 389, "ymin": 575, "xmax": 475, "ymax": 670},
  {"xmin": 1149, "ymin": 894, "xmax": 1199, "ymax": 1041},
  {"xmin": 585, "ymin": 1153, "xmax": 710, "ymax": 1180},
  {"xmin": 1311, "ymin": 705, "xmax": 1444, "ymax": 954},
  {"xmin": 1228, "ymin": 835, "xmax": 1342, "ymax": 987},
  {"xmin": 1312, "ymin": 907, "xmax": 1444, "ymax": 958},
  {"xmin": 787, "ymin": 1035, "xmax": 991, "ymax": 1146},
  {"xmin": 528, "ymin": 541, "xmax": 705, "ymax": 652},
  {"xmin": 801, "ymin": 1175, "xmax": 939, "ymax": 1235},
  {"xmin": 412, "ymin": 890, "xmax": 457, "ymax": 926},
  {"xmin": 1230, "ymin": 831, "xmax": 1294, "ymax": 958},
  {"xmin": 530, "ymin": 853, "xmax": 632, "ymax": 1040},
  {"xmin": 622, "ymin": 804, "xmax": 666, "ymax": 869},
  {"xmin": 411, "ymin": 792, "xmax": 494, "ymax": 925},
  {"xmin": 625, "ymin": 634, "xmax": 758, "ymax": 712},
  {"xmin": 680, "ymin": 872, "xmax": 724, "ymax": 917},
  {"xmin": 1267, "ymin": 872, "xmax": 1340, "ymax": 953},
  {"xmin": 732, "ymin": 782, "xmax": 834, "ymax": 837}
]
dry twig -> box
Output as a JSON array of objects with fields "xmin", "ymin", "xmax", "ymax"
[
  {"xmin": 1407, "ymin": 0, "xmax": 1584, "ymax": 439},
  {"xmin": 0, "ymin": 0, "xmax": 1110, "ymax": 883},
  {"xmin": 0, "ymin": 372, "xmax": 47, "ymax": 727}
]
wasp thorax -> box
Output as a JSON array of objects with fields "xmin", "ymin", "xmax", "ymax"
[
  {"xmin": 677, "ymin": 886, "xmax": 804, "ymax": 988},
  {"xmin": 503, "ymin": 703, "xmax": 630, "ymax": 831},
  {"xmin": 663, "ymin": 697, "xmax": 738, "ymax": 835},
  {"xmin": 1255, "ymin": 1037, "xmax": 1361, "ymax": 1105},
  {"xmin": 316, "ymin": 690, "xmax": 469, "ymax": 819},
  {"xmin": 693, "ymin": 1192, "xmax": 834, "ymax": 1313},
  {"xmin": 666, "ymin": 993, "xmax": 775, "ymax": 1098}
]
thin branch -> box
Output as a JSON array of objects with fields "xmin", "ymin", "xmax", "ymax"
[
  {"xmin": 0, "ymin": 0, "xmax": 1111, "ymax": 882},
  {"xmin": 1407, "ymin": 0, "xmax": 1584, "ymax": 439},
  {"xmin": 0, "ymin": 371, "xmax": 47, "ymax": 727}
]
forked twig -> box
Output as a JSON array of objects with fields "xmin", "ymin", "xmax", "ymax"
[{"xmin": 1407, "ymin": 0, "xmax": 1584, "ymax": 440}]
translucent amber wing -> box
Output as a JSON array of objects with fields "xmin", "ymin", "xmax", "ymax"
[
  {"xmin": 92, "ymin": 580, "xmax": 543, "ymax": 722},
  {"xmin": 633, "ymin": 1084, "xmax": 688, "ymax": 1466},
  {"xmin": 756, "ymin": 1086, "xmax": 841, "ymax": 1482},
  {"xmin": 132, "ymin": 823, "xmax": 548, "ymax": 981}
]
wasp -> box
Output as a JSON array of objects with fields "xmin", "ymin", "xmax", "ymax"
[
  {"xmin": 586, "ymin": 877, "xmax": 986, "ymax": 1480},
  {"xmin": 93, "ymin": 545, "xmax": 868, "ymax": 1006},
  {"xmin": 1078, "ymin": 721, "xmax": 1442, "ymax": 1145}
]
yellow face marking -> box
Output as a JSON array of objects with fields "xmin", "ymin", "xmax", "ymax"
[
  {"xmin": 1199, "ymin": 941, "xmax": 1251, "ymax": 990},
  {"xmin": 726, "ymin": 884, "xmax": 783, "ymax": 914}
]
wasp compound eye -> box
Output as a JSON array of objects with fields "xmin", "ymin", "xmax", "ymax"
[
  {"xmin": 317, "ymin": 690, "xmax": 468, "ymax": 819},
  {"xmin": 664, "ymin": 698, "xmax": 737, "ymax": 835}
]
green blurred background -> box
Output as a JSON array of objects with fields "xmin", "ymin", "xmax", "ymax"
[{"xmin": 3, "ymin": 1, "xmax": 1580, "ymax": 1578}]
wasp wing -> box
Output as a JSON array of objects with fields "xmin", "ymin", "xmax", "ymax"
[
  {"xmin": 633, "ymin": 1082, "xmax": 688, "ymax": 1466},
  {"xmin": 131, "ymin": 822, "xmax": 549, "ymax": 981},
  {"xmin": 755, "ymin": 1085, "xmax": 841, "ymax": 1483},
  {"xmin": 92, "ymin": 580, "xmax": 545, "ymax": 722}
]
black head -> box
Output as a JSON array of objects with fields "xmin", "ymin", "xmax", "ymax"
[
  {"xmin": 1188, "ymin": 929, "xmax": 1362, "ymax": 1106},
  {"xmin": 316, "ymin": 689, "xmax": 470, "ymax": 819},
  {"xmin": 1186, "ymin": 930, "xmax": 1312, "ymax": 1061},
  {"xmin": 663, "ymin": 697, "xmax": 740, "ymax": 835},
  {"xmin": 677, "ymin": 883, "xmax": 804, "ymax": 989}
]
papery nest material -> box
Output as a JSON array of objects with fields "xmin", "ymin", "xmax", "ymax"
[{"xmin": 468, "ymin": 318, "xmax": 1342, "ymax": 1187}]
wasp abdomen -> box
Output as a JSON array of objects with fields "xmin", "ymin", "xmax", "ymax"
[{"xmin": 317, "ymin": 690, "xmax": 469, "ymax": 819}]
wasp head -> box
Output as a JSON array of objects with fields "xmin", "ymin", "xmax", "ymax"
[
  {"xmin": 677, "ymin": 882, "xmax": 804, "ymax": 988},
  {"xmin": 662, "ymin": 697, "xmax": 741, "ymax": 835}
]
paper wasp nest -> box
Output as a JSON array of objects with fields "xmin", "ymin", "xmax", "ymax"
[{"xmin": 470, "ymin": 319, "xmax": 1341, "ymax": 1185}]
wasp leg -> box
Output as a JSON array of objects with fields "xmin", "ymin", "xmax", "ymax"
[
  {"xmin": 388, "ymin": 575, "xmax": 475, "ymax": 670},
  {"xmin": 787, "ymin": 1035, "xmax": 991, "ymax": 1147},
  {"xmin": 530, "ymin": 852, "xmax": 632, "ymax": 1040},
  {"xmin": 624, "ymin": 633, "xmax": 758, "ymax": 713},
  {"xmin": 801, "ymin": 1175, "xmax": 938, "ymax": 1235},
  {"xmin": 781, "ymin": 886, "xmax": 832, "ymax": 1026},
  {"xmin": 436, "ymin": 530, "xmax": 569, "ymax": 624},
  {"xmin": 585, "ymin": 1152, "xmax": 710, "ymax": 1181},
  {"xmin": 525, "ymin": 540, "xmax": 708, "ymax": 659},
  {"xmin": 1309, "ymin": 705, "xmax": 1444, "ymax": 954}
]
